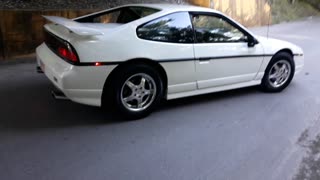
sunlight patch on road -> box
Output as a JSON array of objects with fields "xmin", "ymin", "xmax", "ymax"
[{"xmin": 271, "ymin": 34, "xmax": 313, "ymax": 40}]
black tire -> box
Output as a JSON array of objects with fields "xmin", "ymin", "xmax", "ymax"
[
  {"xmin": 260, "ymin": 52, "xmax": 295, "ymax": 92},
  {"xmin": 103, "ymin": 64, "xmax": 164, "ymax": 120}
]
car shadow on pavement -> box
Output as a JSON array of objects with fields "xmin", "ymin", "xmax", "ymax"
[
  {"xmin": 0, "ymin": 63, "xmax": 264, "ymax": 130},
  {"xmin": 159, "ymin": 86, "xmax": 260, "ymax": 111},
  {"xmin": 0, "ymin": 77, "xmax": 120, "ymax": 130},
  {"xmin": 0, "ymin": 82, "xmax": 260, "ymax": 130}
]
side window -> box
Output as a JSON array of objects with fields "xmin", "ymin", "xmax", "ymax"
[
  {"xmin": 137, "ymin": 12, "xmax": 194, "ymax": 43},
  {"xmin": 192, "ymin": 15, "xmax": 247, "ymax": 43}
]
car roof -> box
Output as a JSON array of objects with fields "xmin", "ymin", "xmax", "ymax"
[{"xmin": 121, "ymin": 3, "xmax": 220, "ymax": 13}]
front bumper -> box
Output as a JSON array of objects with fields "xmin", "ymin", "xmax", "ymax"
[
  {"xmin": 294, "ymin": 54, "xmax": 304, "ymax": 75},
  {"xmin": 36, "ymin": 43, "xmax": 116, "ymax": 107}
]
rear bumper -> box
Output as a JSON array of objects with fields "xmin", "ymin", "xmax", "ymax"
[{"xmin": 36, "ymin": 43, "xmax": 116, "ymax": 107}]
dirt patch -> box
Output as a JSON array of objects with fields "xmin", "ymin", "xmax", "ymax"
[{"xmin": 294, "ymin": 132, "xmax": 320, "ymax": 180}]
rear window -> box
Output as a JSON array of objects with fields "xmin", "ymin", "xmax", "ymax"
[{"xmin": 76, "ymin": 6, "xmax": 160, "ymax": 24}]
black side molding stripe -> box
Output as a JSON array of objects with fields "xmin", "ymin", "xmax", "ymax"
[
  {"xmin": 78, "ymin": 61, "xmax": 121, "ymax": 66},
  {"xmin": 158, "ymin": 54, "xmax": 274, "ymax": 63},
  {"xmin": 77, "ymin": 54, "xmax": 276, "ymax": 66},
  {"xmin": 157, "ymin": 58, "xmax": 195, "ymax": 63}
]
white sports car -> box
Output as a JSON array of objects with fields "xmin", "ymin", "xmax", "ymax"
[{"xmin": 36, "ymin": 4, "xmax": 304, "ymax": 119}]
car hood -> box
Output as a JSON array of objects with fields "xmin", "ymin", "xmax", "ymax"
[{"xmin": 255, "ymin": 35, "xmax": 303, "ymax": 55}]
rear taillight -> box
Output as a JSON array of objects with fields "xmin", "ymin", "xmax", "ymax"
[
  {"xmin": 44, "ymin": 30, "xmax": 79, "ymax": 64},
  {"xmin": 58, "ymin": 46, "xmax": 78, "ymax": 63}
]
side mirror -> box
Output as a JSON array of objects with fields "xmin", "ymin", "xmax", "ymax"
[{"xmin": 248, "ymin": 37, "xmax": 258, "ymax": 47}]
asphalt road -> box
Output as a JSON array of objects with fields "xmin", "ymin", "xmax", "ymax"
[{"xmin": 1, "ymin": 17, "xmax": 320, "ymax": 180}]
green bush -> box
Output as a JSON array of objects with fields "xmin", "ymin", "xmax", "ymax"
[
  {"xmin": 300, "ymin": 0, "xmax": 320, "ymax": 10},
  {"xmin": 271, "ymin": 0, "xmax": 320, "ymax": 24}
]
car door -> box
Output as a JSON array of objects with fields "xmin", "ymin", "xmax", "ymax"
[
  {"xmin": 136, "ymin": 12, "xmax": 197, "ymax": 95},
  {"xmin": 191, "ymin": 13, "xmax": 264, "ymax": 89}
]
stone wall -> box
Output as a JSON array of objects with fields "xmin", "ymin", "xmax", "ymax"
[
  {"xmin": 0, "ymin": 0, "xmax": 188, "ymax": 60},
  {"xmin": 213, "ymin": 0, "xmax": 271, "ymax": 27},
  {"xmin": 0, "ymin": 0, "xmax": 188, "ymax": 9},
  {"xmin": 0, "ymin": 0, "xmax": 271, "ymax": 60},
  {"xmin": 190, "ymin": 0, "xmax": 271, "ymax": 27},
  {"xmin": 0, "ymin": 10, "xmax": 95, "ymax": 60}
]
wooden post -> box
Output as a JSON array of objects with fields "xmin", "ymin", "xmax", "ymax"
[
  {"xmin": 189, "ymin": 0, "xmax": 210, "ymax": 7},
  {"xmin": 0, "ymin": 11, "xmax": 6, "ymax": 60},
  {"xmin": 209, "ymin": 0, "xmax": 215, "ymax": 8},
  {"xmin": 0, "ymin": 28, "xmax": 4, "ymax": 61}
]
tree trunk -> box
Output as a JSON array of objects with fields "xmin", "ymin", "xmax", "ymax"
[{"xmin": 289, "ymin": 0, "xmax": 296, "ymax": 4}]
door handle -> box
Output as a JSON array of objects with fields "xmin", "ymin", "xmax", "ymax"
[
  {"xmin": 198, "ymin": 57, "xmax": 211, "ymax": 61},
  {"xmin": 198, "ymin": 57, "xmax": 210, "ymax": 64}
]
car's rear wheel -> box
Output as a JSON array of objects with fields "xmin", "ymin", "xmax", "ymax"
[
  {"xmin": 104, "ymin": 64, "xmax": 164, "ymax": 120},
  {"xmin": 261, "ymin": 52, "xmax": 295, "ymax": 92}
]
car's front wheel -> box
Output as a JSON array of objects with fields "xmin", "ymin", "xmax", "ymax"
[
  {"xmin": 104, "ymin": 64, "xmax": 164, "ymax": 120},
  {"xmin": 261, "ymin": 52, "xmax": 295, "ymax": 92}
]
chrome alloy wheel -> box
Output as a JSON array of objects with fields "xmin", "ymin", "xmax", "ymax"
[
  {"xmin": 268, "ymin": 60, "xmax": 292, "ymax": 88},
  {"xmin": 121, "ymin": 73, "xmax": 157, "ymax": 112}
]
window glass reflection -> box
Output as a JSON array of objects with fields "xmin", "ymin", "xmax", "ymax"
[
  {"xmin": 137, "ymin": 12, "xmax": 194, "ymax": 43},
  {"xmin": 192, "ymin": 15, "xmax": 246, "ymax": 43}
]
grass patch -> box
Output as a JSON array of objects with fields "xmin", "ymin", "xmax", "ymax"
[{"xmin": 271, "ymin": 0, "xmax": 320, "ymax": 24}]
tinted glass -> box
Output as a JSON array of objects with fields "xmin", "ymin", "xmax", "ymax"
[
  {"xmin": 192, "ymin": 15, "xmax": 246, "ymax": 43},
  {"xmin": 76, "ymin": 7, "xmax": 159, "ymax": 24},
  {"xmin": 137, "ymin": 12, "xmax": 194, "ymax": 43},
  {"xmin": 93, "ymin": 11, "xmax": 120, "ymax": 23},
  {"xmin": 130, "ymin": 7, "xmax": 159, "ymax": 17}
]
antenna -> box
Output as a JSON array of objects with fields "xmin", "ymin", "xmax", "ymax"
[{"xmin": 267, "ymin": 0, "xmax": 272, "ymax": 39}]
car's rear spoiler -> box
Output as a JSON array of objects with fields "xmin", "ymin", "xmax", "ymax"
[{"xmin": 43, "ymin": 16, "xmax": 104, "ymax": 36}]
